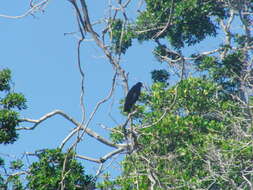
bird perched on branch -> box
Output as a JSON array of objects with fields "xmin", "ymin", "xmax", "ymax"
[{"xmin": 124, "ymin": 82, "xmax": 143, "ymax": 113}]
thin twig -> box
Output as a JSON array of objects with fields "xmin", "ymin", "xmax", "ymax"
[{"xmin": 0, "ymin": 0, "xmax": 50, "ymax": 19}]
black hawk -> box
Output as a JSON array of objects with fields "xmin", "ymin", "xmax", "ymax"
[{"xmin": 124, "ymin": 82, "xmax": 142, "ymax": 113}]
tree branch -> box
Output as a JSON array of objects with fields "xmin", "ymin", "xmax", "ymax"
[{"xmin": 19, "ymin": 110, "xmax": 126, "ymax": 149}]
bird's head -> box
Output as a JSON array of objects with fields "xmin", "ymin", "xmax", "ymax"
[{"xmin": 136, "ymin": 82, "xmax": 143, "ymax": 87}]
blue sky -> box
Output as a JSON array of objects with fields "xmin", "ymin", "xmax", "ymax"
[{"xmin": 0, "ymin": 0, "xmax": 166, "ymax": 177}]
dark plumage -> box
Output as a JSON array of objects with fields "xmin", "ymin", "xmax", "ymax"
[{"xmin": 124, "ymin": 82, "xmax": 142, "ymax": 113}]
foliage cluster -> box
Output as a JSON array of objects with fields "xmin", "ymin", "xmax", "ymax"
[
  {"xmin": 103, "ymin": 0, "xmax": 253, "ymax": 189},
  {"xmin": 0, "ymin": 69, "xmax": 27, "ymax": 144}
]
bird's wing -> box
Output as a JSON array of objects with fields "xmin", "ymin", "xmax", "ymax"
[{"xmin": 123, "ymin": 83, "xmax": 142, "ymax": 112}]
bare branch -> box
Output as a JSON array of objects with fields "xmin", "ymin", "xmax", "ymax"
[
  {"xmin": 84, "ymin": 72, "xmax": 117, "ymax": 130},
  {"xmin": 19, "ymin": 110, "xmax": 126, "ymax": 149},
  {"xmin": 76, "ymin": 147, "xmax": 125, "ymax": 163},
  {"xmin": 0, "ymin": 0, "xmax": 50, "ymax": 19},
  {"xmin": 72, "ymin": 0, "xmax": 129, "ymax": 91}
]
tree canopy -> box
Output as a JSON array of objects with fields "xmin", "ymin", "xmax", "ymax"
[{"xmin": 1, "ymin": 0, "xmax": 253, "ymax": 189}]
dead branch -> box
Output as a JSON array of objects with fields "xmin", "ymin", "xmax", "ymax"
[
  {"xmin": 0, "ymin": 0, "xmax": 50, "ymax": 19},
  {"xmin": 19, "ymin": 110, "xmax": 126, "ymax": 149},
  {"xmin": 76, "ymin": 147, "xmax": 125, "ymax": 163}
]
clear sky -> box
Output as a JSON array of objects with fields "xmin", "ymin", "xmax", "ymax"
[{"xmin": 0, "ymin": 0, "xmax": 168, "ymax": 177}]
